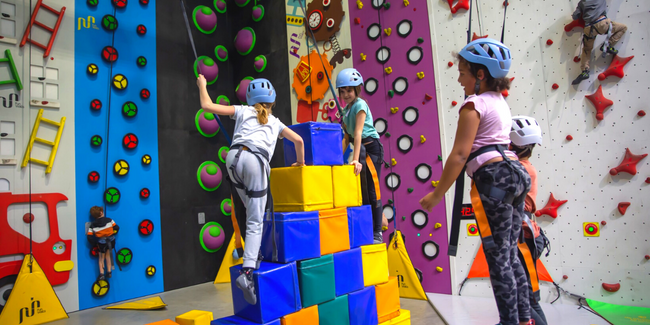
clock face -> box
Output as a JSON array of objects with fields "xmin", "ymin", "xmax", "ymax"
[{"xmin": 308, "ymin": 10, "xmax": 322, "ymax": 30}]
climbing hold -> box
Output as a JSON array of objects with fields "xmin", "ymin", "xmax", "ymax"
[
  {"xmin": 146, "ymin": 265, "xmax": 156, "ymax": 276},
  {"xmin": 403, "ymin": 0, "xmax": 409, "ymax": 6},
  {"xmin": 417, "ymin": 72, "xmax": 425, "ymax": 79},
  {"xmin": 598, "ymin": 55, "xmax": 634, "ymax": 81},
  {"xmin": 384, "ymin": 67, "xmax": 393, "ymax": 74},
  {"xmin": 448, "ymin": 0, "xmax": 469, "ymax": 13},
  {"xmin": 447, "ymin": 62, "xmax": 454, "ymax": 68},
  {"xmin": 420, "ymin": 135, "xmax": 426, "ymax": 143},
  {"xmin": 354, "ymin": 17, "xmax": 360, "ymax": 24},
  {"xmin": 602, "ymin": 283, "xmax": 621, "ymax": 293},
  {"xmin": 360, "ymin": 53, "xmax": 367, "ymax": 61},
  {"xmin": 197, "ymin": 161, "xmax": 222, "ymax": 191},
  {"xmin": 586, "ymin": 85, "xmax": 612, "ymax": 121},
  {"xmin": 618, "ymin": 202, "xmax": 631, "ymax": 215},
  {"xmin": 451, "ymin": 100, "xmax": 457, "ymax": 106},
  {"xmin": 471, "ymin": 32, "xmax": 488, "ymax": 41},
  {"xmin": 136, "ymin": 24, "xmax": 147, "ymax": 35},
  {"xmin": 234, "ymin": 27, "xmax": 256, "ymax": 55},
  {"xmin": 87, "ymin": 0, "xmax": 98, "ymax": 7},
  {"xmin": 104, "ymin": 187, "xmax": 121, "ymax": 204},
  {"xmin": 609, "ymin": 148, "xmax": 647, "ymax": 176},
  {"xmin": 140, "ymin": 88, "xmax": 151, "ymax": 99},
  {"xmin": 638, "ymin": 110, "xmax": 646, "ymax": 117},
  {"xmin": 357, "ymin": 0, "xmax": 363, "ymax": 9},
  {"xmin": 101, "ymin": 14, "xmax": 118, "ymax": 31},
  {"xmin": 535, "ymin": 193, "xmax": 567, "ymax": 218},
  {"xmin": 424, "ymin": 93, "xmax": 433, "ymax": 101},
  {"xmin": 566, "ymin": 135, "xmax": 573, "ymax": 141},
  {"xmin": 200, "ymin": 222, "xmax": 225, "ymax": 253},
  {"xmin": 552, "ymin": 83, "xmax": 559, "ymax": 90},
  {"xmin": 90, "ymin": 99, "xmax": 102, "ymax": 111},
  {"xmin": 437, "ymin": 155, "xmax": 442, "ymax": 161},
  {"xmin": 646, "ymin": 255, "xmax": 650, "ymax": 260},
  {"xmin": 235, "ymin": 76, "xmax": 254, "ymax": 104},
  {"xmin": 417, "ymin": 38, "xmax": 424, "ymax": 45},
  {"xmin": 136, "ymin": 56, "xmax": 147, "ymax": 67},
  {"xmin": 111, "ymin": 0, "xmax": 127, "ymax": 8},
  {"xmin": 112, "ymin": 74, "xmax": 128, "ymax": 90},
  {"xmin": 563, "ymin": 275, "xmax": 569, "ymax": 280},
  {"xmin": 122, "ymin": 101, "xmax": 138, "ymax": 117},
  {"xmin": 434, "ymin": 223, "xmax": 441, "ymax": 229},
  {"xmin": 192, "ymin": 6, "xmax": 217, "ymax": 34},
  {"xmin": 88, "ymin": 171, "xmax": 100, "ymax": 183},
  {"xmin": 402, "ymin": 216, "xmax": 406, "ymax": 221},
  {"xmin": 501, "ymin": 89, "xmax": 509, "ymax": 98},
  {"xmin": 140, "ymin": 188, "xmax": 150, "ymax": 199},
  {"xmin": 221, "ymin": 198, "xmax": 232, "ymax": 215},
  {"xmin": 251, "ymin": 5, "xmax": 265, "ymax": 22},
  {"xmin": 646, "ymin": 177, "xmax": 650, "ymax": 184},
  {"xmin": 142, "ymin": 154, "xmax": 151, "ymax": 165},
  {"xmin": 385, "ymin": 132, "xmax": 391, "ymax": 137},
  {"xmin": 564, "ymin": 18, "xmax": 585, "ymax": 32},
  {"xmin": 214, "ymin": 0, "xmax": 226, "ymax": 13},
  {"xmin": 384, "ymin": 28, "xmax": 392, "ymax": 36},
  {"xmin": 122, "ymin": 133, "xmax": 138, "ymax": 149},
  {"xmin": 23, "ymin": 213, "xmax": 34, "ymax": 223},
  {"xmin": 253, "ymin": 55, "xmax": 267, "ymax": 72},
  {"xmin": 573, "ymin": 56, "xmax": 581, "ymax": 62},
  {"xmin": 546, "ymin": 39, "xmax": 553, "ymax": 45},
  {"xmin": 407, "ymin": 187, "xmax": 413, "ymax": 193},
  {"xmin": 101, "ymin": 46, "xmax": 119, "ymax": 62},
  {"xmin": 196, "ymin": 109, "xmax": 220, "ymax": 137},
  {"xmin": 436, "ymin": 266, "xmax": 443, "ymax": 272},
  {"xmin": 388, "ymin": 90, "xmax": 395, "ymax": 97},
  {"xmin": 116, "ymin": 248, "xmax": 133, "ymax": 266},
  {"xmin": 316, "ymin": 71, "xmax": 324, "ymax": 80},
  {"xmin": 383, "ymin": 2, "xmax": 390, "ymax": 9},
  {"xmin": 390, "ymin": 107, "xmax": 399, "ymax": 114},
  {"xmin": 305, "ymin": 85, "xmax": 312, "ymax": 93},
  {"xmin": 601, "ymin": 220, "xmax": 607, "ymax": 226},
  {"xmin": 391, "ymin": 158, "xmax": 397, "ymax": 166},
  {"xmin": 214, "ymin": 45, "xmax": 228, "ymax": 62},
  {"xmin": 431, "ymin": 180, "xmax": 439, "ymax": 187},
  {"xmin": 86, "ymin": 63, "xmax": 99, "ymax": 75}
]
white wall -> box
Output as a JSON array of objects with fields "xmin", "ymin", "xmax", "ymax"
[{"xmin": 429, "ymin": 0, "xmax": 650, "ymax": 307}]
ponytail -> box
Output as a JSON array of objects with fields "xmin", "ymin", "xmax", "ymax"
[{"xmin": 254, "ymin": 102, "xmax": 274, "ymax": 125}]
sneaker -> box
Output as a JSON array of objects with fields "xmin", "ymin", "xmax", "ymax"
[
  {"xmin": 600, "ymin": 44, "xmax": 618, "ymax": 55},
  {"xmin": 572, "ymin": 69, "xmax": 589, "ymax": 85},
  {"xmin": 98, "ymin": 274, "xmax": 105, "ymax": 281},
  {"xmin": 373, "ymin": 231, "xmax": 383, "ymax": 244},
  {"xmin": 107, "ymin": 272, "xmax": 112, "ymax": 278},
  {"xmin": 235, "ymin": 268, "xmax": 257, "ymax": 305}
]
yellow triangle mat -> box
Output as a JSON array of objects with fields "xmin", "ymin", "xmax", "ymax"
[
  {"xmin": 214, "ymin": 234, "xmax": 245, "ymax": 283},
  {"xmin": 105, "ymin": 296, "xmax": 167, "ymax": 310},
  {"xmin": 387, "ymin": 230, "xmax": 428, "ymax": 300},
  {"xmin": 0, "ymin": 255, "xmax": 68, "ymax": 324}
]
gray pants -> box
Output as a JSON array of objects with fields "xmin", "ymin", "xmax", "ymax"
[{"xmin": 226, "ymin": 149, "xmax": 268, "ymax": 269}]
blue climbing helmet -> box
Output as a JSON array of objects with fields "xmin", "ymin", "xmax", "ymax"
[
  {"xmin": 458, "ymin": 38, "xmax": 512, "ymax": 78},
  {"xmin": 246, "ymin": 78, "xmax": 276, "ymax": 105},
  {"xmin": 336, "ymin": 68, "xmax": 364, "ymax": 88}
]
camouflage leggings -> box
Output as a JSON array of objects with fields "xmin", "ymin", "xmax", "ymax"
[{"xmin": 474, "ymin": 160, "xmax": 531, "ymax": 325}]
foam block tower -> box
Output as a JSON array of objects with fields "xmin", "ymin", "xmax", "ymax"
[{"xmin": 214, "ymin": 122, "xmax": 411, "ymax": 324}]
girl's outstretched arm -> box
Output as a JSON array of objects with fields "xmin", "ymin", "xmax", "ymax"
[
  {"xmin": 197, "ymin": 75, "xmax": 236, "ymax": 116},
  {"xmin": 350, "ymin": 111, "xmax": 366, "ymax": 175},
  {"xmin": 420, "ymin": 103, "xmax": 480, "ymax": 211},
  {"xmin": 281, "ymin": 127, "xmax": 305, "ymax": 166}
]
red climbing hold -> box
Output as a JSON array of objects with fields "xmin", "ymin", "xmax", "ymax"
[
  {"xmin": 573, "ymin": 56, "xmax": 581, "ymax": 63},
  {"xmin": 546, "ymin": 39, "xmax": 553, "ymax": 45},
  {"xmin": 552, "ymin": 83, "xmax": 559, "ymax": 90},
  {"xmin": 563, "ymin": 275, "xmax": 569, "ymax": 280},
  {"xmin": 535, "ymin": 193, "xmax": 567, "ymax": 218},
  {"xmin": 618, "ymin": 202, "xmax": 631, "ymax": 215},
  {"xmin": 585, "ymin": 85, "xmax": 613, "ymax": 121},
  {"xmin": 638, "ymin": 110, "xmax": 646, "ymax": 117},
  {"xmin": 646, "ymin": 255, "xmax": 650, "ymax": 260},
  {"xmin": 451, "ymin": 101, "xmax": 457, "ymax": 106},
  {"xmin": 609, "ymin": 148, "xmax": 647, "ymax": 176},
  {"xmin": 425, "ymin": 93, "xmax": 433, "ymax": 101},
  {"xmin": 645, "ymin": 177, "xmax": 650, "ymax": 184},
  {"xmin": 564, "ymin": 18, "xmax": 585, "ymax": 32},
  {"xmin": 501, "ymin": 89, "xmax": 509, "ymax": 98},
  {"xmin": 448, "ymin": 61, "xmax": 454, "ymax": 67},
  {"xmin": 602, "ymin": 283, "xmax": 621, "ymax": 293},
  {"xmin": 600, "ymin": 220, "xmax": 607, "ymax": 226},
  {"xmin": 448, "ymin": 0, "xmax": 470, "ymax": 14},
  {"xmin": 566, "ymin": 135, "xmax": 573, "ymax": 141},
  {"xmin": 354, "ymin": 17, "xmax": 360, "ymax": 24},
  {"xmin": 598, "ymin": 55, "xmax": 634, "ymax": 81},
  {"xmin": 23, "ymin": 213, "xmax": 34, "ymax": 223},
  {"xmin": 471, "ymin": 32, "xmax": 488, "ymax": 41}
]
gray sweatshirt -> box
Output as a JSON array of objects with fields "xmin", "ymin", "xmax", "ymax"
[{"xmin": 572, "ymin": 0, "xmax": 607, "ymax": 24}]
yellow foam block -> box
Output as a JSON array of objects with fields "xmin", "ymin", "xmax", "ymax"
[
  {"xmin": 332, "ymin": 165, "xmax": 362, "ymax": 208},
  {"xmin": 271, "ymin": 166, "xmax": 333, "ymax": 212},
  {"xmin": 175, "ymin": 310, "xmax": 213, "ymax": 325},
  {"xmin": 390, "ymin": 309, "xmax": 411, "ymax": 324},
  {"xmin": 361, "ymin": 244, "xmax": 389, "ymax": 286},
  {"xmin": 281, "ymin": 305, "xmax": 319, "ymax": 325},
  {"xmin": 146, "ymin": 320, "xmax": 180, "ymax": 325},
  {"xmin": 376, "ymin": 276, "xmax": 401, "ymax": 323},
  {"xmin": 379, "ymin": 322, "xmax": 390, "ymax": 325},
  {"xmin": 319, "ymin": 208, "xmax": 351, "ymax": 255}
]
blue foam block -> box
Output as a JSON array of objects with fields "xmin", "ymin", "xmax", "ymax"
[
  {"xmin": 333, "ymin": 248, "xmax": 364, "ymax": 297},
  {"xmin": 284, "ymin": 122, "xmax": 344, "ymax": 166},
  {"xmin": 230, "ymin": 262, "xmax": 301, "ymax": 323},
  {"xmin": 211, "ymin": 315, "xmax": 281, "ymax": 324},
  {"xmin": 261, "ymin": 211, "xmax": 321, "ymax": 263},
  {"xmin": 347, "ymin": 206, "xmax": 374, "ymax": 248},
  {"xmin": 348, "ymin": 286, "xmax": 378, "ymax": 325}
]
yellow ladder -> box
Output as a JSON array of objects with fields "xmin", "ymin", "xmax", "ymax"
[{"xmin": 21, "ymin": 109, "xmax": 66, "ymax": 174}]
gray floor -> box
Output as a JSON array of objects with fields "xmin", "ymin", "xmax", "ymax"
[{"xmin": 52, "ymin": 282, "xmax": 445, "ymax": 325}]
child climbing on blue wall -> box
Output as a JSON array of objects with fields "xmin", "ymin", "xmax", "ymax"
[
  {"xmin": 337, "ymin": 68, "xmax": 385, "ymax": 244},
  {"xmin": 418, "ymin": 39, "xmax": 532, "ymax": 325},
  {"xmin": 86, "ymin": 206, "xmax": 119, "ymax": 280},
  {"xmin": 196, "ymin": 75, "xmax": 305, "ymax": 305}
]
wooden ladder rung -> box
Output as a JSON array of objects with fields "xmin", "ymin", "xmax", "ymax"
[{"xmin": 34, "ymin": 137, "xmax": 54, "ymax": 146}]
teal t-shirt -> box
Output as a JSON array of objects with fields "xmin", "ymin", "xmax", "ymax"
[{"xmin": 342, "ymin": 98, "xmax": 380, "ymax": 139}]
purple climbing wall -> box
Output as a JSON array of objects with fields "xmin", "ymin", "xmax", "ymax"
[{"xmin": 348, "ymin": 0, "xmax": 451, "ymax": 294}]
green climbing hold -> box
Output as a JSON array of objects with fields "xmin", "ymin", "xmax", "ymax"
[
  {"xmin": 383, "ymin": 2, "xmax": 391, "ymax": 9},
  {"xmin": 201, "ymin": 6, "xmax": 212, "ymax": 15},
  {"xmin": 417, "ymin": 37, "xmax": 424, "ymax": 44},
  {"xmin": 306, "ymin": 86, "xmax": 312, "ymax": 93},
  {"xmin": 87, "ymin": 0, "xmax": 98, "ymax": 6},
  {"xmin": 206, "ymin": 164, "xmax": 218, "ymax": 175},
  {"xmin": 388, "ymin": 90, "xmax": 395, "ymax": 97},
  {"xmin": 402, "ymin": 216, "xmax": 406, "ymax": 221},
  {"xmin": 438, "ymin": 155, "xmax": 443, "ymax": 161},
  {"xmin": 385, "ymin": 132, "xmax": 391, "ymax": 137},
  {"xmin": 408, "ymin": 188, "xmax": 414, "ymax": 193},
  {"xmin": 209, "ymin": 226, "xmax": 221, "ymax": 237},
  {"xmin": 204, "ymin": 112, "xmax": 215, "ymax": 120},
  {"xmin": 136, "ymin": 56, "xmax": 147, "ymax": 67},
  {"xmin": 388, "ymin": 199, "xmax": 394, "ymax": 204}
]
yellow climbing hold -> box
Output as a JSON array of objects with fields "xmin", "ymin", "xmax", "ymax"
[
  {"xmin": 357, "ymin": 0, "xmax": 363, "ymax": 9},
  {"xmin": 390, "ymin": 107, "xmax": 399, "ymax": 114},
  {"xmin": 434, "ymin": 223, "xmax": 442, "ymax": 229},
  {"xmin": 431, "ymin": 180, "xmax": 439, "ymax": 187},
  {"xmin": 403, "ymin": 0, "xmax": 409, "ymax": 6},
  {"xmin": 384, "ymin": 28, "xmax": 392, "ymax": 36},
  {"xmin": 384, "ymin": 67, "xmax": 393, "ymax": 74},
  {"xmin": 417, "ymin": 71, "xmax": 425, "ymax": 79},
  {"xmin": 420, "ymin": 135, "xmax": 426, "ymax": 143},
  {"xmin": 391, "ymin": 158, "xmax": 397, "ymax": 166},
  {"xmin": 360, "ymin": 53, "xmax": 367, "ymax": 61},
  {"xmin": 436, "ymin": 266, "xmax": 443, "ymax": 272}
]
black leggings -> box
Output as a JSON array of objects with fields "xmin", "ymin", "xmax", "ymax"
[{"xmin": 358, "ymin": 137, "xmax": 384, "ymax": 233}]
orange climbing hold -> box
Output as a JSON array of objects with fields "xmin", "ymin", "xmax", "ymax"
[
  {"xmin": 471, "ymin": 32, "xmax": 488, "ymax": 41},
  {"xmin": 609, "ymin": 148, "xmax": 647, "ymax": 176},
  {"xmin": 617, "ymin": 202, "xmax": 630, "ymax": 215},
  {"xmin": 602, "ymin": 283, "xmax": 621, "ymax": 293},
  {"xmin": 564, "ymin": 18, "xmax": 585, "ymax": 32},
  {"xmin": 535, "ymin": 193, "xmax": 567, "ymax": 218},
  {"xmin": 585, "ymin": 85, "xmax": 613, "ymax": 121},
  {"xmin": 598, "ymin": 55, "xmax": 634, "ymax": 81}
]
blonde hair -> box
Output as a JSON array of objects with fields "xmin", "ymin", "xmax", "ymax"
[{"xmin": 254, "ymin": 102, "xmax": 274, "ymax": 125}]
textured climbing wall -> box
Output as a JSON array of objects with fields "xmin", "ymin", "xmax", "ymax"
[
  {"xmin": 348, "ymin": 0, "xmax": 451, "ymax": 294},
  {"xmin": 0, "ymin": 0, "xmax": 79, "ymax": 312},
  {"xmin": 430, "ymin": 0, "xmax": 650, "ymax": 307}
]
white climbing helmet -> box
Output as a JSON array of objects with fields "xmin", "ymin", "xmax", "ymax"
[{"xmin": 510, "ymin": 116, "xmax": 543, "ymax": 146}]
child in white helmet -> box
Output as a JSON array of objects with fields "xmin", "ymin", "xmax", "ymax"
[
  {"xmin": 197, "ymin": 75, "xmax": 305, "ymax": 305},
  {"xmin": 510, "ymin": 116, "xmax": 548, "ymax": 325},
  {"xmin": 337, "ymin": 68, "xmax": 385, "ymax": 244}
]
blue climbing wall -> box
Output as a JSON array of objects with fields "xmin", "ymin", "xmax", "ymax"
[{"xmin": 74, "ymin": 0, "xmax": 163, "ymax": 309}]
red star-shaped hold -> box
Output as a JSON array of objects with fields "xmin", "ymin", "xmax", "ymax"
[
  {"xmin": 472, "ymin": 32, "xmax": 488, "ymax": 41},
  {"xmin": 585, "ymin": 85, "xmax": 613, "ymax": 121},
  {"xmin": 448, "ymin": 0, "xmax": 470, "ymax": 14},
  {"xmin": 598, "ymin": 55, "xmax": 634, "ymax": 81},
  {"xmin": 564, "ymin": 18, "xmax": 585, "ymax": 32},
  {"xmin": 609, "ymin": 148, "xmax": 648, "ymax": 176},
  {"xmin": 535, "ymin": 193, "xmax": 567, "ymax": 218}
]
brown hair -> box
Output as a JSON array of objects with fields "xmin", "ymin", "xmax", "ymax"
[
  {"xmin": 338, "ymin": 86, "xmax": 363, "ymax": 101},
  {"xmin": 456, "ymin": 54, "xmax": 511, "ymax": 92},
  {"xmin": 254, "ymin": 102, "xmax": 274, "ymax": 125},
  {"xmin": 90, "ymin": 206, "xmax": 103, "ymax": 219}
]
